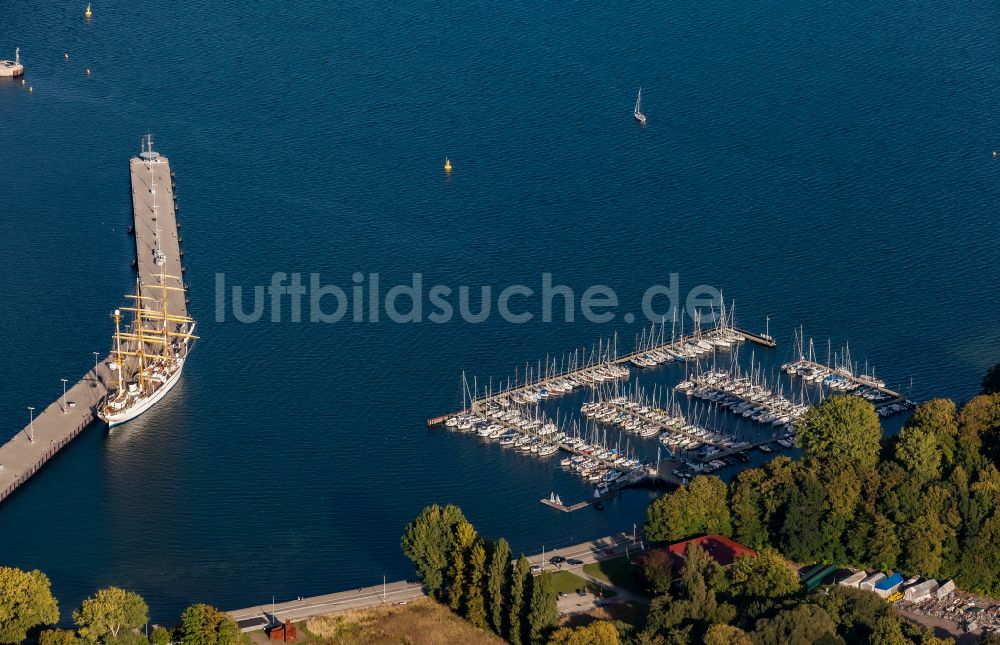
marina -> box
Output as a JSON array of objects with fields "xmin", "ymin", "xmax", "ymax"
[
  {"xmin": 430, "ymin": 310, "xmax": 916, "ymax": 511},
  {"xmin": 0, "ymin": 137, "xmax": 189, "ymax": 504}
]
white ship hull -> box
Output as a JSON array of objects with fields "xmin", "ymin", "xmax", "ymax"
[{"xmin": 100, "ymin": 361, "xmax": 185, "ymax": 428}]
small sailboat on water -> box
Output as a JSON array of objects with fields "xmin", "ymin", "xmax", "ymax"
[{"xmin": 634, "ymin": 88, "xmax": 646, "ymax": 124}]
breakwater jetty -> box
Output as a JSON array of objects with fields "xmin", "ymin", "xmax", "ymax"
[{"xmin": 0, "ymin": 137, "xmax": 186, "ymax": 504}]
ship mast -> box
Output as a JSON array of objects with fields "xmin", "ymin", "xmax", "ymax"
[
  {"xmin": 113, "ymin": 309, "xmax": 124, "ymax": 392},
  {"xmin": 135, "ymin": 279, "xmax": 146, "ymax": 389},
  {"xmin": 160, "ymin": 263, "xmax": 170, "ymax": 356}
]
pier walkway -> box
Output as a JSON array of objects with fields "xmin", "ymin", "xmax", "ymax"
[
  {"xmin": 0, "ymin": 364, "xmax": 111, "ymax": 502},
  {"xmin": 0, "ymin": 139, "xmax": 185, "ymax": 505}
]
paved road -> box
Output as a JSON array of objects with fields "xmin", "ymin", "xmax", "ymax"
[
  {"xmin": 527, "ymin": 531, "xmax": 641, "ymax": 572},
  {"xmin": 227, "ymin": 531, "xmax": 644, "ymax": 630},
  {"xmin": 228, "ymin": 581, "xmax": 426, "ymax": 630}
]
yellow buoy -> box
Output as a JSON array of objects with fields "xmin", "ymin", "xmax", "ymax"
[
  {"xmin": 85, "ymin": 3, "xmax": 92, "ymax": 18},
  {"xmin": 444, "ymin": 157, "xmax": 452, "ymax": 172},
  {"xmin": 28, "ymin": 86, "xmax": 32, "ymax": 92}
]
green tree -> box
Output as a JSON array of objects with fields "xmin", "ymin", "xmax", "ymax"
[
  {"xmin": 547, "ymin": 621, "xmax": 620, "ymax": 645},
  {"xmin": 983, "ymin": 362, "xmax": 1000, "ymax": 394},
  {"xmin": 73, "ymin": 587, "xmax": 148, "ymax": 643},
  {"xmin": 486, "ymin": 537, "xmax": 511, "ymax": 635},
  {"xmin": 908, "ymin": 398, "xmax": 959, "ymax": 449},
  {"xmin": 811, "ymin": 586, "xmax": 891, "ymax": 643},
  {"xmin": 38, "ymin": 630, "xmax": 79, "ymax": 645},
  {"xmin": 150, "ymin": 626, "xmax": 171, "ymax": 645},
  {"xmin": 647, "ymin": 543, "xmax": 735, "ymax": 638},
  {"xmin": 465, "ymin": 540, "xmax": 488, "ymax": 628},
  {"xmin": 779, "ymin": 471, "xmax": 830, "ymax": 562},
  {"xmin": 895, "ymin": 426, "xmax": 941, "ymax": 482},
  {"xmin": 729, "ymin": 468, "xmax": 769, "ymax": 548},
  {"xmin": 644, "ymin": 476, "xmax": 731, "ymax": 542},
  {"xmin": 868, "ymin": 513, "xmax": 901, "ymax": 570},
  {"xmin": 446, "ymin": 520, "xmax": 478, "ymax": 610},
  {"xmin": 640, "ymin": 549, "xmax": 674, "ymax": 594},
  {"xmin": 822, "ymin": 459, "xmax": 863, "ymax": 519},
  {"xmin": 752, "ymin": 604, "xmax": 839, "ymax": 645},
  {"xmin": 508, "ymin": 555, "xmax": 531, "ymax": 645},
  {"xmin": 870, "ymin": 615, "xmax": 907, "ymax": 645},
  {"xmin": 728, "ymin": 548, "xmax": 799, "ymax": 599},
  {"xmin": 178, "ymin": 604, "xmax": 239, "ymax": 645},
  {"xmin": 526, "ymin": 572, "xmax": 557, "ymax": 644},
  {"xmin": 797, "ymin": 396, "xmax": 882, "ymax": 469},
  {"xmin": 401, "ymin": 503, "xmax": 467, "ymax": 598},
  {"xmin": 0, "ymin": 566, "xmax": 60, "ymax": 644},
  {"xmin": 703, "ymin": 623, "xmax": 751, "ymax": 645}
]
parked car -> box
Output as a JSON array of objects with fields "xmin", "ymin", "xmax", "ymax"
[
  {"xmin": 567, "ymin": 558, "xmax": 584, "ymax": 566},
  {"xmin": 550, "ymin": 556, "xmax": 566, "ymax": 565}
]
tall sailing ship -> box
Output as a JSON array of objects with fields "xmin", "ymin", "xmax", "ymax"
[{"xmin": 98, "ymin": 272, "xmax": 197, "ymax": 427}]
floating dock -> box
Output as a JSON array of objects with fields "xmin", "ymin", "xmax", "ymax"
[{"xmin": 0, "ymin": 138, "xmax": 186, "ymax": 505}]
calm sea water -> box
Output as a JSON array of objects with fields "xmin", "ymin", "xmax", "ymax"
[{"xmin": 1, "ymin": 0, "xmax": 998, "ymax": 623}]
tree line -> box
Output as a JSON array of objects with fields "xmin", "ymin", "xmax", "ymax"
[
  {"xmin": 0, "ymin": 570, "xmax": 240, "ymax": 645},
  {"xmin": 401, "ymin": 503, "xmax": 558, "ymax": 644},
  {"xmin": 645, "ymin": 388, "xmax": 1000, "ymax": 598},
  {"xmin": 627, "ymin": 538, "xmax": 950, "ymax": 644}
]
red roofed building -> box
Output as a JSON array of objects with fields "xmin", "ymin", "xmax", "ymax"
[{"xmin": 666, "ymin": 534, "xmax": 756, "ymax": 568}]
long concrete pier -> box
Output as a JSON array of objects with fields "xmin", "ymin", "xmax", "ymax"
[{"xmin": 0, "ymin": 138, "xmax": 186, "ymax": 505}]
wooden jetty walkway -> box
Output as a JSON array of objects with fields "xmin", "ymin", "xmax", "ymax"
[
  {"xmin": 0, "ymin": 138, "xmax": 186, "ymax": 505},
  {"xmin": 427, "ymin": 326, "xmax": 775, "ymax": 426}
]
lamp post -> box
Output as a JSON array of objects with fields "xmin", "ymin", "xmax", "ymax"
[
  {"xmin": 27, "ymin": 407, "xmax": 35, "ymax": 443},
  {"xmin": 61, "ymin": 379, "xmax": 68, "ymax": 413},
  {"xmin": 93, "ymin": 352, "xmax": 99, "ymax": 369}
]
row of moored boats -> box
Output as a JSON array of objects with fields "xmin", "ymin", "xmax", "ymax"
[
  {"xmin": 508, "ymin": 363, "xmax": 630, "ymax": 404},
  {"xmin": 677, "ymin": 371, "xmax": 807, "ymax": 430},
  {"xmin": 628, "ymin": 329, "xmax": 745, "ymax": 368},
  {"xmin": 444, "ymin": 404, "xmax": 648, "ymax": 487},
  {"xmin": 582, "ymin": 398, "xmax": 750, "ymax": 452}
]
